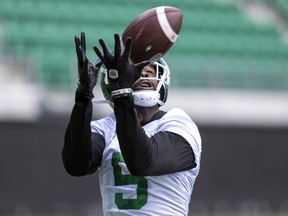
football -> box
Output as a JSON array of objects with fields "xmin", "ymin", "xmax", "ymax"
[{"xmin": 122, "ymin": 6, "xmax": 183, "ymax": 63}]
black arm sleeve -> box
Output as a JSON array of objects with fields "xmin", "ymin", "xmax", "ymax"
[
  {"xmin": 113, "ymin": 95, "xmax": 196, "ymax": 176},
  {"xmin": 62, "ymin": 89, "xmax": 105, "ymax": 176}
]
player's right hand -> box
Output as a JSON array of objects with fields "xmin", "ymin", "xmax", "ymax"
[
  {"xmin": 75, "ymin": 32, "xmax": 100, "ymax": 92},
  {"xmin": 93, "ymin": 34, "xmax": 150, "ymax": 92}
]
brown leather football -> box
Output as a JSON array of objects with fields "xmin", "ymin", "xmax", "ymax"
[{"xmin": 122, "ymin": 6, "xmax": 183, "ymax": 63}]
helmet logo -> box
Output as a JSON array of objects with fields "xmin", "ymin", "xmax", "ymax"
[{"xmin": 108, "ymin": 69, "xmax": 119, "ymax": 79}]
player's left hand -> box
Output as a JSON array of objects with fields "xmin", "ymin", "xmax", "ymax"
[{"xmin": 93, "ymin": 34, "xmax": 150, "ymax": 91}]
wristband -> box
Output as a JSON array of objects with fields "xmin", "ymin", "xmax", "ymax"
[{"xmin": 111, "ymin": 88, "xmax": 133, "ymax": 98}]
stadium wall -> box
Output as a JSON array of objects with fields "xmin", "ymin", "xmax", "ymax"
[{"xmin": 0, "ymin": 117, "xmax": 287, "ymax": 215}]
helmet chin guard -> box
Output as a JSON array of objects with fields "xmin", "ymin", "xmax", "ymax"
[{"xmin": 133, "ymin": 90, "xmax": 160, "ymax": 107}]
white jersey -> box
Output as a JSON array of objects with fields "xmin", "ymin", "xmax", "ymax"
[{"xmin": 91, "ymin": 108, "xmax": 202, "ymax": 216}]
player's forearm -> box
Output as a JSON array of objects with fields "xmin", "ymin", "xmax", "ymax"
[
  {"xmin": 113, "ymin": 95, "xmax": 151, "ymax": 174},
  {"xmin": 62, "ymin": 90, "xmax": 94, "ymax": 176},
  {"xmin": 113, "ymin": 95, "xmax": 196, "ymax": 176}
]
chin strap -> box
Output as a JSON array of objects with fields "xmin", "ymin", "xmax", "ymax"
[{"xmin": 132, "ymin": 90, "xmax": 160, "ymax": 107}]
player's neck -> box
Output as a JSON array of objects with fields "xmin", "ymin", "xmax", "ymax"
[{"xmin": 135, "ymin": 105, "xmax": 159, "ymax": 124}]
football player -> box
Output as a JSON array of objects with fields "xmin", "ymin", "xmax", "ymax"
[{"xmin": 62, "ymin": 32, "xmax": 202, "ymax": 215}]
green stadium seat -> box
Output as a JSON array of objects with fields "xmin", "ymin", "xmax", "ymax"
[
  {"xmin": 0, "ymin": 0, "xmax": 288, "ymax": 91},
  {"xmin": 275, "ymin": 0, "xmax": 288, "ymax": 20}
]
